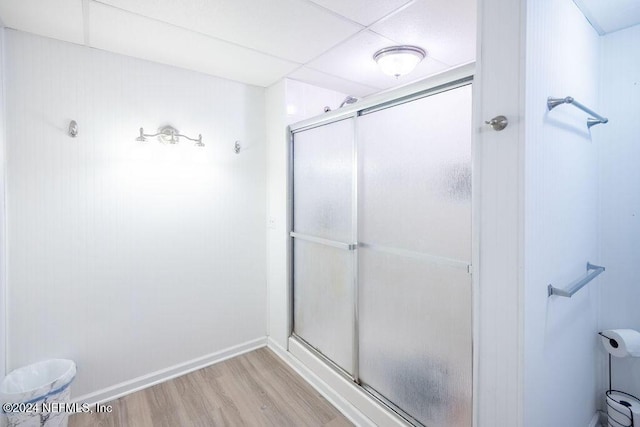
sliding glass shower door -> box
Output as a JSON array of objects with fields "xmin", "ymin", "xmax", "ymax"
[
  {"xmin": 292, "ymin": 118, "xmax": 356, "ymax": 375},
  {"xmin": 357, "ymin": 85, "xmax": 472, "ymax": 427},
  {"xmin": 291, "ymin": 82, "xmax": 472, "ymax": 427}
]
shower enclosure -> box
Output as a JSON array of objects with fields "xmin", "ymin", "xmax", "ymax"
[{"xmin": 289, "ymin": 76, "xmax": 473, "ymax": 427}]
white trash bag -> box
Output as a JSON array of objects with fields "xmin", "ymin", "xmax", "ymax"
[{"xmin": 0, "ymin": 359, "xmax": 76, "ymax": 427}]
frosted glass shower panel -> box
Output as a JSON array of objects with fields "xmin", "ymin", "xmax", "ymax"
[
  {"xmin": 293, "ymin": 119, "xmax": 354, "ymax": 242},
  {"xmin": 358, "ymin": 248, "xmax": 472, "ymax": 427},
  {"xmin": 358, "ymin": 85, "xmax": 472, "ymax": 262},
  {"xmin": 357, "ymin": 84, "xmax": 472, "ymax": 426},
  {"xmin": 293, "ymin": 239, "xmax": 354, "ymax": 373}
]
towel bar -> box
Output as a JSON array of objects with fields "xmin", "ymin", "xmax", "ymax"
[{"xmin": 548, "ymin": 262, "xmax": 605, "ymax": 298}]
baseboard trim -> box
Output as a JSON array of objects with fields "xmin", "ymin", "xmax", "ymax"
[
  {"xmin": 267, "ymin": 338, "xmax": 374, "ymax": 427},
  {"xmin": 589, "ymin": 410, "xmax": 605, "ymax": 427},
  {"xmin": 73, "ymin": 337, "xmax": 267, "ymax": 405},
  {"xmin": 268, "ymin": 337, "xmax": 410, "ymax": 427}
]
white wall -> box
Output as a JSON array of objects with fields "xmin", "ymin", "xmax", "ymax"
[
  {"xmin": 284, "ymin": 79, "xmax": 348, "ymax": 124},
  {"xmin": 265, "ymin": 80, "xmax": 288, "ymax": 348},
  {"xmin": 523, "ymin": 0, "xmax": 601, "ymax": 426},
  {"xmin": 265, "ymin": 78, "xmax": 346, "ymax": 349},
  {"xmin": 0, "ymin": 28, "xmax": 6, "ymax": 385},
  {"xmin": 599, "ymin": 23, "xmax": 640, "ymax": 398},
  {"xmin": 4, "ymin": 30, "xmax": 267, "ymax": 398},
  {"xmin": 474, "ymin": 0, "xmax": 525, "ymax": 424}
]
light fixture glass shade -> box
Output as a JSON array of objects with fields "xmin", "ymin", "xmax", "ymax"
[{"xmin": 373, "ymin": 45, "xmax": 426, "ymax": 78}]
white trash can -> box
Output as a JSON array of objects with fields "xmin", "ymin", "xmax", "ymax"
[
  {"xmin": 606, "ymin": 390, "xmax": 640, "ymax": 427},
  {"xmin": 0, "ymin": 359, "xmax": 76, "ymax": 427}
]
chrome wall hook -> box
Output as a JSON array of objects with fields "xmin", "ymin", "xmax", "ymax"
[
  {"xmin": 485, "ymin": 115, "xmax": 508, "ymax": 131},
  {"xmin": 68, "ymin": 120, "xmax": 78, "ymax": 137},
  {"xmin": 234, "ymin": 141, "xmax": 241, "ymax": 154}
]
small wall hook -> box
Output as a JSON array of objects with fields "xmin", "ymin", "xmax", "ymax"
[
  {"xmin": 68, "ymin": 120, "xmax": 78, "ymax": 137},
  {"xmin": 234, "ymin": 141, "xmax": 241, "ymax": 154},
  {"xmin": 485, "ymin": 115, "xmax": 508, "ymax": 131}
]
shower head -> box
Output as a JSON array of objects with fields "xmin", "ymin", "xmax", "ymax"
[
  {"xmin": 339, "ymin": 96, "xmax": 358, "ymax": 108},
  {"xmin": 323, "ymin": 96, "xmax": 358, "ymax": 113}
]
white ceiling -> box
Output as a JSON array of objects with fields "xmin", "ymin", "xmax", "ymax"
[
  {"xmin": 574, "ymin": 0, "xmax": 640, "ymax": 35},
  {"xmin": 0, "ymin": 0, "xmax": 476, "ymax": 97}
]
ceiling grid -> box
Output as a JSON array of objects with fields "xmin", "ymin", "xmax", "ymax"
[{"xmin": 0, "ymin": 0, "xmax": 477, "ymax": 96}]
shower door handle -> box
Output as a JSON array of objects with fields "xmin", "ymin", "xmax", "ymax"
[
  {"xmin": 485, "ymin": 115, "xmax": 508, "ymax": 131},
  {"xmin": 290, "ymin": 232, "xmax": 357, "ymax": 250}
]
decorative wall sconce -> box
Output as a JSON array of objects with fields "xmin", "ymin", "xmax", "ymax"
[{"xmin": 136, "ymin": 125, "xmax": 204, "ymax": 147}]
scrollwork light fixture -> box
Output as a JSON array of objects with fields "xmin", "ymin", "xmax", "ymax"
[{"xmin": 136, "ymin": 125, "xmax": 204, "ymax": 147}]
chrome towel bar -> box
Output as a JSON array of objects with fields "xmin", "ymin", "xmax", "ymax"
[
  {"xmin": 548, "ymin": 262, "xmax": 605, "ymax": 298},
  {"xmin": 547, "ymin": 96, "xmax": 608, "ymax": 128}
]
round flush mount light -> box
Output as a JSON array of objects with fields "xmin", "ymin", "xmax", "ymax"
[{"xmin": 373, "ymin": 45, "xmax": 427, "ymax": 78}]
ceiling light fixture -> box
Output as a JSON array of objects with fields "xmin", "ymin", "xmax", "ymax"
[{"xmin": 373, "ymin": 45, "xmax": 427, "ymax": 78}]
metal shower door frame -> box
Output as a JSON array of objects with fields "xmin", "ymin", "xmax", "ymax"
[{"xmin": 289, "ymin": 113, "xmax": 359, "ymax": 381}]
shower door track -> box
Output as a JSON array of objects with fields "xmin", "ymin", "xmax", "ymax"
[{"xmin": 290, "ymin": 333, "xmax": 427, "ymax": 427}]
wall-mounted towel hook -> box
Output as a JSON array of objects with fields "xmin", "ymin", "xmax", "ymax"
[
  {"xmin": 484, "ymin": 115, "xmax": 508, "ymax": 131},
  {"xmin": 68, "ymin": 120, "xmax": 78, "ymax": 137},
  {"xmin": 234, "ymin": 141, "xmax": 241, "ymax": 154}
]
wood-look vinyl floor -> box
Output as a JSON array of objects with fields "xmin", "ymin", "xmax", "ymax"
[{"xmin": 69, "ymin": 348, "xmax": 353, "ymax": 427}]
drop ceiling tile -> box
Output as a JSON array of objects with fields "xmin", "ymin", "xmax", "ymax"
[
  {"xmin": 89, "ymin": 2, "xmax": 299, "ymax": 87},
  {"xmin": 574, "ymin": 0, "xmax": 640, "ymax": 34},
  {"xmin": 306, "ymin": 30, "xmax": 449, "ymax": 91},
  {"xmin": 94, "ymin": 0, "xmax": 362, "ymax": 63},
  {"xmin": 370, "ymin": 0, "xmax": 476, "ymax": 66},
  {"xmin": 0, "ymin": 0, "xmax": 84, "ymax": 44},
  {"xmin": 287, "ymin": 66, "xmax": 380, "ymax": 98},
  {"xmin": 308, "ymin": 0, "xmax": 412, "ymax": 26}
]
